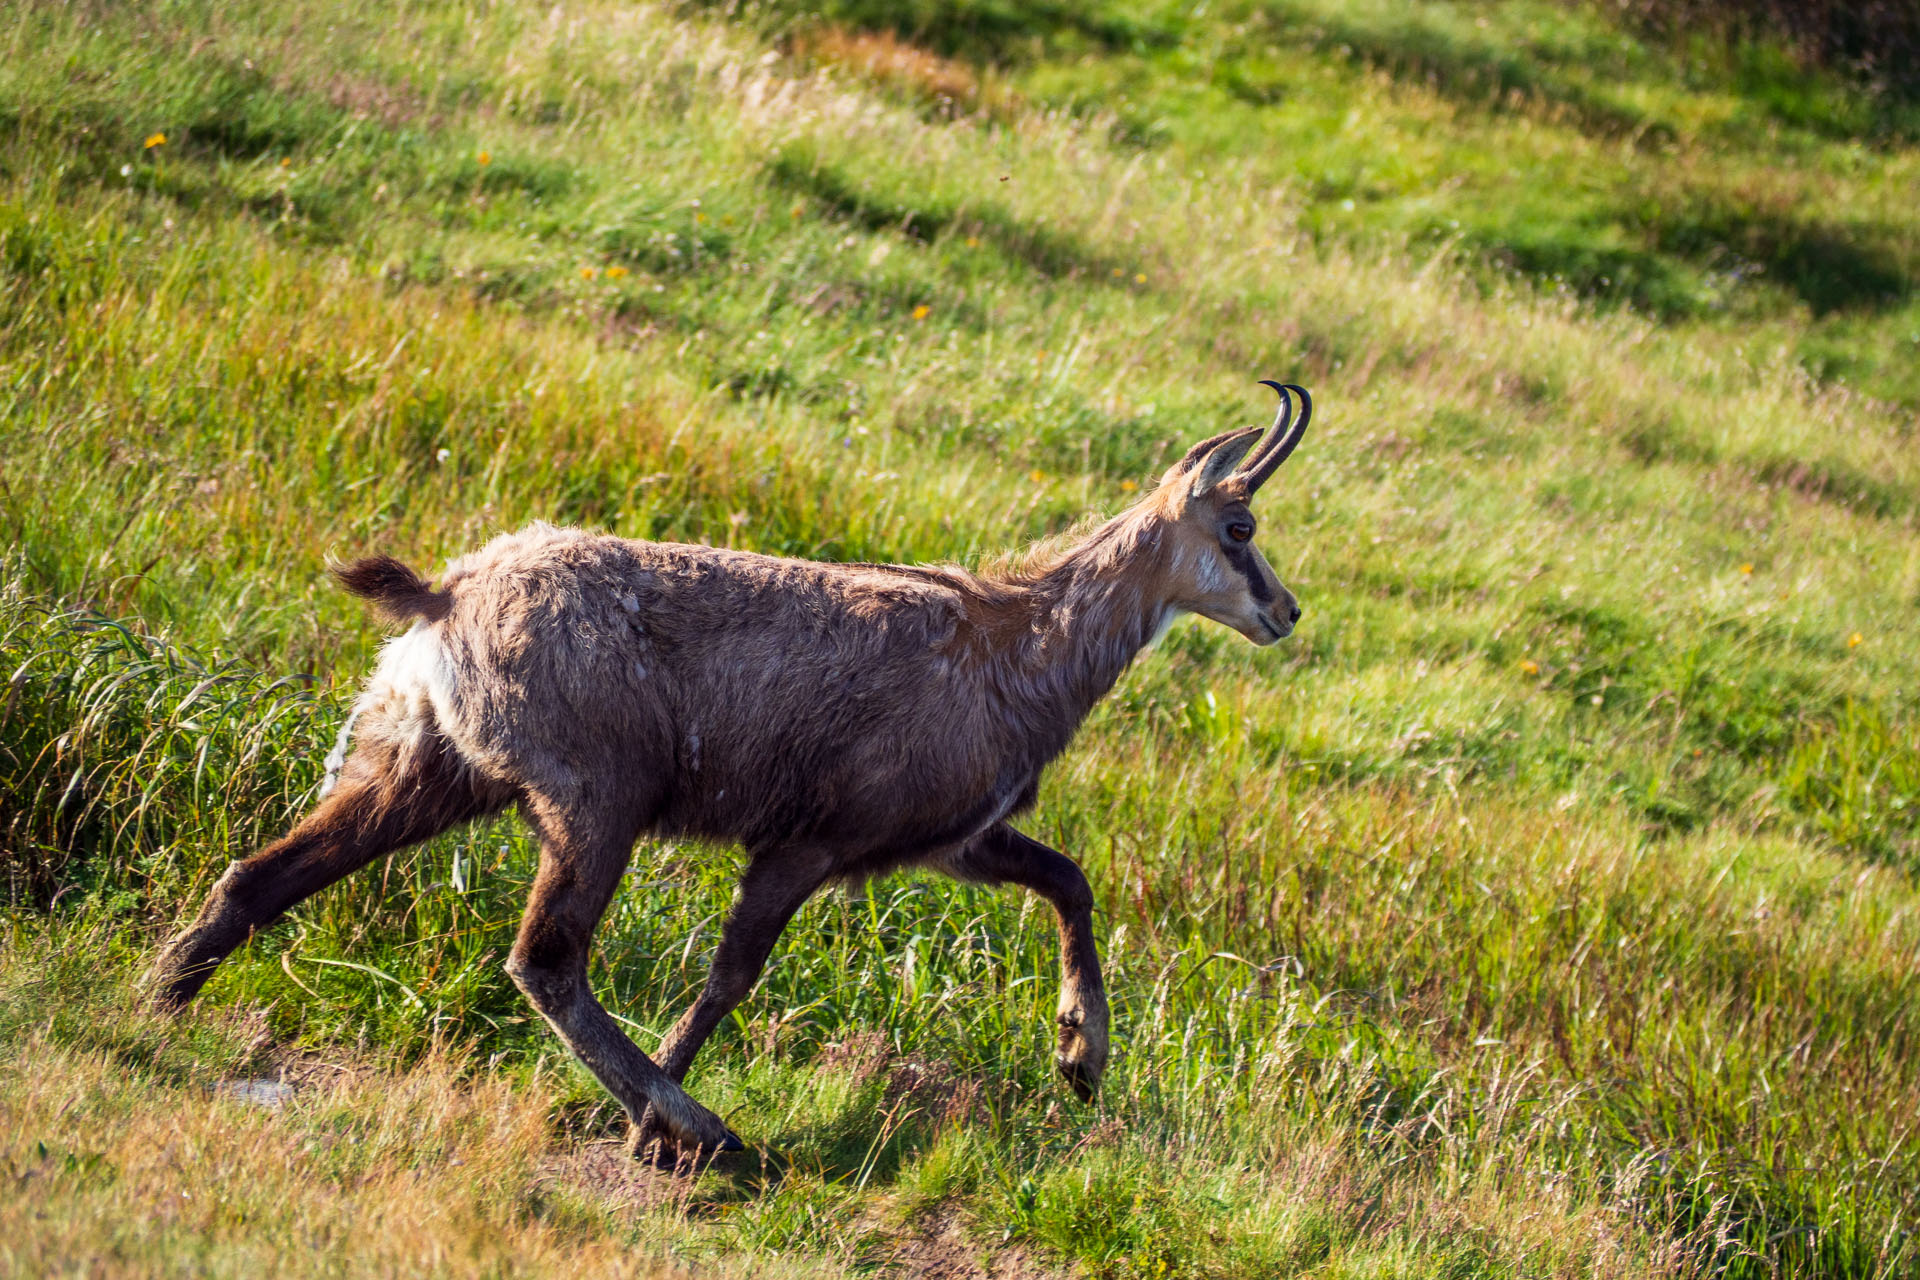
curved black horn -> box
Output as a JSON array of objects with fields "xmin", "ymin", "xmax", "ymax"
[{"xmin": 1236, "ymin": 380, "xmax": 1310, "ymax": 491}]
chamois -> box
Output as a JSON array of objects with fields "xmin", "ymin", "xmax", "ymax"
[{"xmin": 148, "ymin": 381, "xmax": 1312, "ymax": 1161}]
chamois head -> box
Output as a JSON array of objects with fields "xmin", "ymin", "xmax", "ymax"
[{"xmin": 1145, "ymin": 381, "xmax": 1311, "ymax": 645}]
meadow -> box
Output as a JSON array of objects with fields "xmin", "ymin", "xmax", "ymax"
[{"xmin": 2, "ymin": 0, "xmax": 1918, "ymax": 1275}]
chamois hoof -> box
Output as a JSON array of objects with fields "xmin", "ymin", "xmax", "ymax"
[
  {"xmin": 142, "ymin": 953, "xmax": 205, "ymax": 1016},
  {"xmin": 1057, "ymin": 1057, "xmax": 1101, "ymax": 1103},
  {"xmin": 627, "ymin": 1113, "xmax": 745, "ymax": 1171},
  {"xmin": 1056, "ymin": 1038, "xmax": 1105, "ymax": 1102},
  {"xmin": 1055, "ymin": 1015, "xmax": 1107, "ymax": 1102}
]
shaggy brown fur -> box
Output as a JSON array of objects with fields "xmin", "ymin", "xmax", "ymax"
[
  {"xmin": 327, "ymin": 553, "xmax": 453, "ymax": 623},
  {"xmin": 147, "ymin": 385, "xmax": 1312, "ymax": 1163}
]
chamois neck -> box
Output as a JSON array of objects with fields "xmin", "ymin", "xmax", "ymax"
[{"xmin": 1023, "ymin": 515, "xmax": 1172, "ymax": 718}]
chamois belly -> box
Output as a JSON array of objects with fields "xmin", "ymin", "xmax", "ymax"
[{"xmin": 659, "ymin": 709, "xmax": 1040, "ymax": 860}]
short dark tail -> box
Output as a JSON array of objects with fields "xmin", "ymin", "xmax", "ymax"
[{"xmin": 330, "ymin": 555, "xmax": 453, "ymax": 623}]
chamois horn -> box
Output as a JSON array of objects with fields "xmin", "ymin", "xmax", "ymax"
[{"xmin": 1236, "ymin": 380, "xmax": 1310, "ymax": 492}]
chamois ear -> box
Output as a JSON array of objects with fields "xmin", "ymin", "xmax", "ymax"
[{"xmin": 1186, "ymin": 426, "xmax": 1263, "ymax": 499}]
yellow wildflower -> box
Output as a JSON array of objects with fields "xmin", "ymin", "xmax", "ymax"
[
  {"xmin": 1110, "ymin": 267, "xmax": 1122, "ymax": 277},
  {"xmin": 1134, "ymin": 272, "xmax": 1146, "ymax": 284},
  {"xmin": 965, "ymin": 236, "xmax": 980, "ymax": 248},
  {"xmin": 144, "ymin": 132, "xmax": 166, "ymax": 149},
  {"xmin": 477, "ymin": 150, "xmax": 491, "ymax": 165},
  {"xmin": 580, "ymin": 266, "xmax": 598, "ymax": 280},
  {"xmin": 606, "ymin": 265, "xmax": 629, "ymax": 279},
  {"xmin": 695, "ymin": 211, "xmax": 707, "ymax": 224},
  {"xmin": 1519, "ymin": 659, "xmax": 1540, "ymax": 676},
  {"xmin": 280, "ymin": 157, "xmax": 292, "ymax": 168},
  {"xmin": 911, "ymin": 304, "xmax": 931, "ymax": 321},
  {"xmin": 1028, "ymin": 469, "xmax": 1046, "ymax": 484},
  {"xmin": 1119, "ymin": 479, "xmax": 1138, "ymax": 492},
  {"xmin": 1739, "ymin": 563, "xmax": 1753, "ymax": 575},
  {"xmin": 1847, "ymin": 632, "xmax": 1864, "ymax": 649}
]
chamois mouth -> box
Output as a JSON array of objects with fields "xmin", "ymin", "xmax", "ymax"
[{"xmin": 1257, "ymin": 612, "xmax": 1291, "ymax": 642}]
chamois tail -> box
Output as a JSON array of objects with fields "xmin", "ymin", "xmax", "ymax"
[{"xmin": 330, "ymin": 555, "xmax": 453, "ymax": 624}]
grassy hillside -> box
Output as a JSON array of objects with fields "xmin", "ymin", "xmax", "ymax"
[{"xmin": 3, "ymin": 0, "xmax": 1918, "ymax": 1275}]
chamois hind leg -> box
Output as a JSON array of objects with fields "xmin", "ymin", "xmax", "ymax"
[
  {"xmin": 507, "ymin": 793, "xmax": 743, "ymax": 1164},
  {"xmin": 653, "ymin": 851, "xmax": 835, "ymax": 1084},
  {"xmin": 147, "ymin": 731, "xmax": 504, "ymax": 1012},
  {"xmin": 942, "ymin": 824, "xmax": 1109, "ymax": 1101}
]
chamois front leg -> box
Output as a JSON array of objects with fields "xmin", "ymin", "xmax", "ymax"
[{"xmin": 947, "ymin": 824, "xmax": 1109, "ymax": 1101}]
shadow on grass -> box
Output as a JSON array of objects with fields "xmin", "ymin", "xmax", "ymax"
[
  {"xmin": 1622, "ymin": 409, "xmax": 1915, "ymax": 518},
  {"xmin": 1646, "ymin": 200, "xmax": 1911, "ymax": 315},
  {"xmin": 1252, "ymin": 7, "xmax": 1666, "ymax": 143},
  {"xmin": 691, "ymin": 0, "xmax": 1178, "ymax": 66},
  {"xmin": 1270, "ymin": 2, "xmax": 1920, "ymax": 146},
  {"xmin": 1638, "ymin": 1157, "xmax": 1894, "ymax": 1280},
  {"xmin": 766, "ymin": 147, "xmax": 1121, "ymax": 282},
  {"xmin": 1623, "ymin": 0, "xmax": 1920, "ymax": 124},
  {"xmin": 177, "ymin": 61, "xmax": 349, "ymax": 161},
  {"xmin": 1470, "ymin": 196, "xmax": 1911, "ymax": 321},
  {"xmin": 1473, "ymin": 228, "xmax": 1705, "ymax": 319}
]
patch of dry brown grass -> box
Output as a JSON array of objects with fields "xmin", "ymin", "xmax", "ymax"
[
  {"xmin": 0, "ymin": 1033, "xmax": 827, "ymax": 1279},
  {"xmin": 799, "ymin": 27, "xmax": 989, "ymax": 115}
]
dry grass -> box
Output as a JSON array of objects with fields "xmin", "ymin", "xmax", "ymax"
[
  {"xmin": 802, "ymin": 27, "xmax": 983, "ymax": 111},
  {"xmin": 0, "ymin": 1006, "xmax": 847, "ymax": 1279}
]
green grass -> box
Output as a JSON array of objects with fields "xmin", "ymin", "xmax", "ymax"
[{"xmin": 4, "ymin": 0, "xmax": 1920, "ymax": 1275}]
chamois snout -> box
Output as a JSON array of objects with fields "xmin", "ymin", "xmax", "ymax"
[
  {"xmin": 1255, "ymin": 586, "xmax": 1302, "ymax": 644},
  {"xmin": 1221, "ymin": 558, "xmax": 1296, "ymax": 647}
]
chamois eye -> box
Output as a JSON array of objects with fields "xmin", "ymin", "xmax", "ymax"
[{"xmin": 1226, "ymin": 522, "xmax": 1254, "ymax": 544}]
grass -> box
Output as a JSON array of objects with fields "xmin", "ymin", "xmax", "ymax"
[{"xmin": 3, "ymin": 0, "xmax": 1920, "ymax": 1274}]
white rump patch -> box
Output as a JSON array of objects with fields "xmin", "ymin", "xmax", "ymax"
[
  {"xmin": 320, "ymin": 705, "xmax": 361, "ymax": 797},
  {"xmin": 323, "ymin": 624, "xmax": 459, "ymax": 793}
]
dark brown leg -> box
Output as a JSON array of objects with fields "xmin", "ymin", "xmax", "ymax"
[
  {"xmin": 942, "ymin": 824, "xmax": 1109, "ymax": 1100},
  {"xmin": 655, "ymin": 851, "xmax": 834, "ymax": 1082},
  {"xmin": 506, "ymin": 794, "xmax": 742, "ymax": 1161},
  {"xmin": 146, "ymin": 733, "xmax": 503, "ymax": 1011}
]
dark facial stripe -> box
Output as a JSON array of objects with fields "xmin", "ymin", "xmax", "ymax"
[{"xmin": 1225, "ymin": 544, "xmax": 1274, "ymax": 604}]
